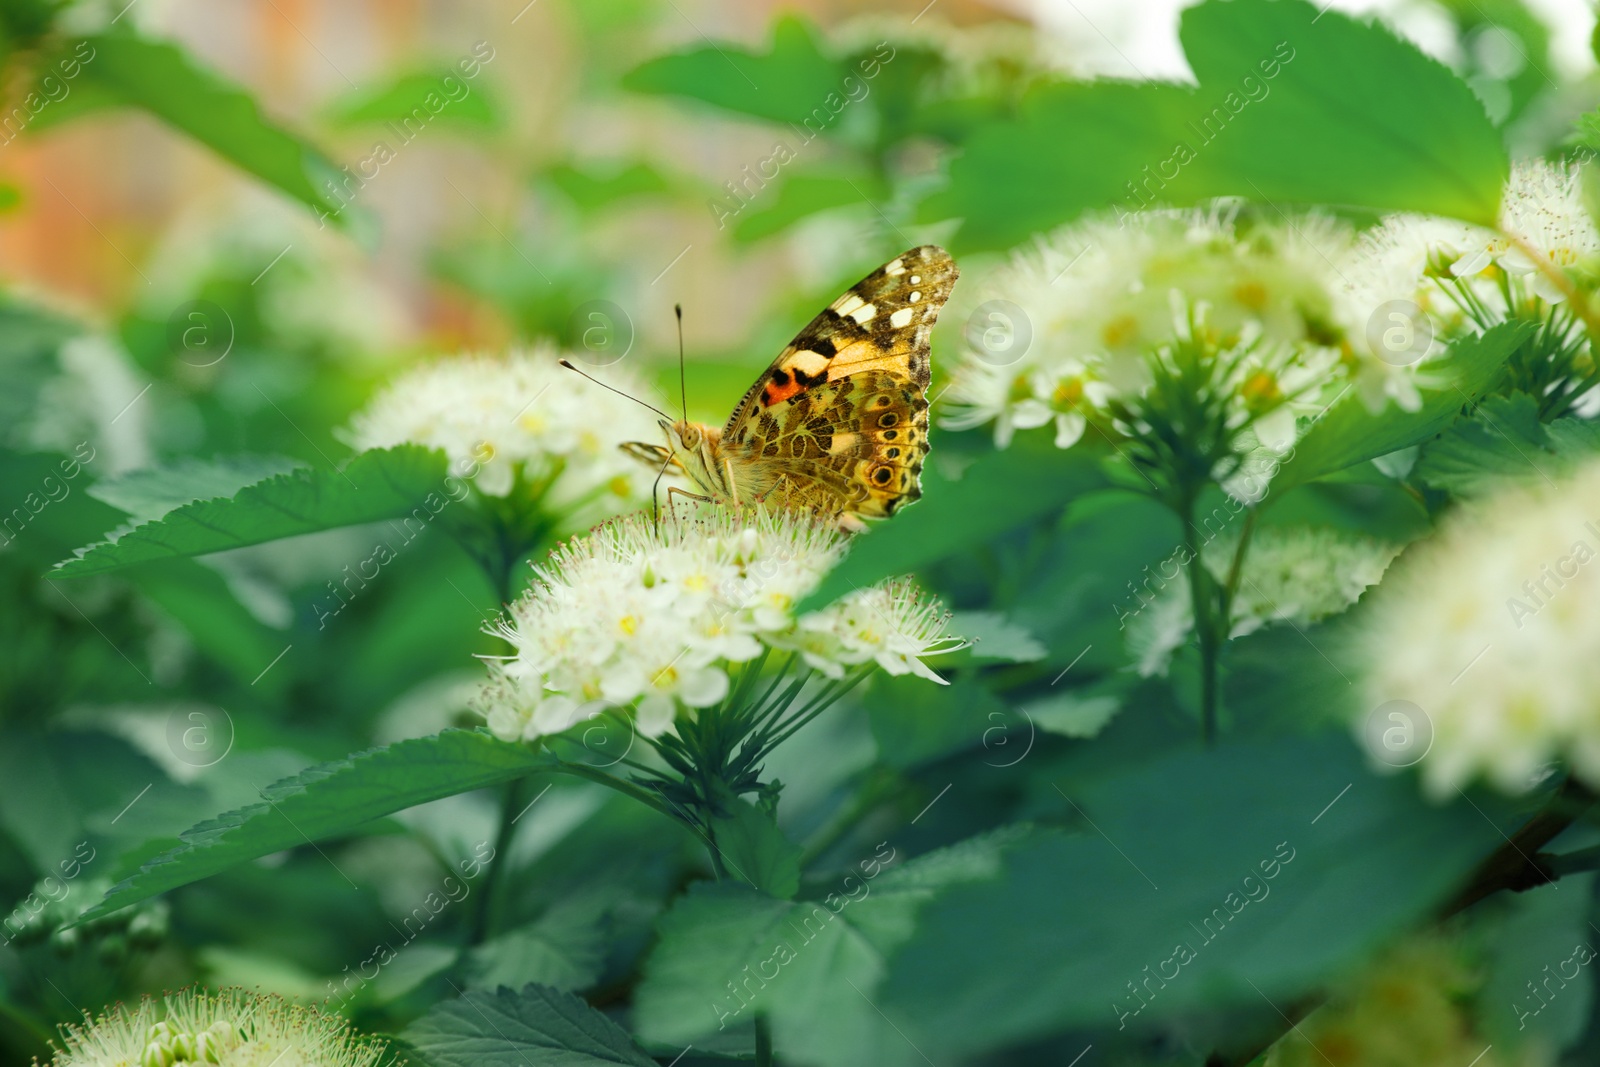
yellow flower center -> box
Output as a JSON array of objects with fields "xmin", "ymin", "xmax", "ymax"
[
  {"xmin": 651, "ymin": 665, "xmax": 679, "ymax": 689},
  {"xmin": 1052, "ymin": 377, "xmax": 1084, "ymax": 409},
  {"xmin": 1240, "ymin": 371, "xmax": 1283, "ymax": 412},
  {"xmin": 1232, "ymin": 280, "xmax": 1269, "ymax": 311},
  {"xmin": 1102, "ymin": 314, "xmax": 1139, "ymax": 348},
  {"xmin": 619, "ymin": 615, "xmax": 638, "ymax": 635}
]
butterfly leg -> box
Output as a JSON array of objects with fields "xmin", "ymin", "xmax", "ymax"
[{"xmin": 665, "ymin": 484, "xmax": 712, "ymax": 523}]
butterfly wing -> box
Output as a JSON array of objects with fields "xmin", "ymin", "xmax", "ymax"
[{"xmin": 722, "ymin": 245, "xmax": 957, "ymax": 520}]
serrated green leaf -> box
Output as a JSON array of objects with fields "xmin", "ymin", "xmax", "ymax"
[
  {"xmin": 402, "ymin": 983, "xmax": 656, "ymax": 1067},
  {"xmin": 1023, "ymin": 686, "xmax": 1124, "ymax": 739},
  {"xmin": 72, "ymin": 730, "xmax": 552, "ymax": 926},
  {"xmin": 880, "ymin": 732, "xmax": 1514, "ymax": 1052},
  {"xmin": 800, "ymin": 438, "xmax": 1108, "ymax": 611},
  {"xmin": 88, "ymin": 454, "xmax": 303, "ymax": 523},
  {"xmin": 466, "ymin": 898, "xmax": 608, "ymax": 994},
  {"xmin": 711, "ymin": 797, "xmax": 802, "ymax": 899},
  {"xmin": 947, "ymin": 611, "xmax": 1047, "ymax": 664},
  {"xmin": 622, "ymin": 15, "xmax": 844, "ymax": 125},
  {"xmin": 1267, "ymin": 322, "xmax": 1530, "ymax": 500},
  {"xmin": 1414, "ymin": 393, "xmax": 1600, "ymax": 496},
  {"xmin": 54, "ymin": 446, "xmax": 452, "ymax": 577},
  {"xmin": 635, "ymin": 832, "xmax": 1024, "ymax": 1067},
  {"xmin": 922, "ymin": 0, "xmax": 1507, "ymax": 251},
  {"xmin": 75, "ymin": 33, "xmax": 349, "ymax": 225}
]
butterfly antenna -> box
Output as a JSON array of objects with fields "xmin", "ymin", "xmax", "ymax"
[
  {"xmin": 675, "ymin": 303, "xmax": 688, "ymax": 424},
  {"xmin": 558, "ymin": 360, "xmax": 671, "ymax": 420}
]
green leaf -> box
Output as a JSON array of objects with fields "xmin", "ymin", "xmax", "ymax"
[
  {"xmin": 1267, "ymin": 322, "xmax": 1529, "ymax": 500},
  {"xmin": 1414, "ymin": 394, "xmax": 1600, "ymax": 495},
  {"xmin": 1476, "ymin": 875, "xmax": 1597, "ymax": 1047},
  {"xmin": 402, "ymin": 983, "xmax": 656, "ymax": 1067},
  {"xmin": 867, "ymin": 673, "xmax": 1005, "ymax": 770},
  {"xmin": 923, "ymin": 0, "xmax": 1507, "ymax": 251},
  {"xmin": 87, "ymin": 454, "xmax": 303, "ymax": 523},
  {"xmin": 622, "ymin": 15, "xmax": 844, "ymax": 125},
  {"xmin": 732, "ymin": 170, "xmax": 887, "ymax": 242},
  {"xmin": 710, "ymin": 797, "xmax": 803, "ymax": 899},
  {"xmin": 800, "ymin": 437, "xmax": 1108, "ymax": 611},
  {"xmin": 1023, "ymin": 681, "xmax": 1126, "ymax": 740},
  {"xmin": 947, "ymin": 611, "xmax": 1047, "ymax": 664},
  {"xmin": 635, "ymin": 832, "xmax": 1023, "ymax": 1067},
  {"xmin": 879, "ymin": 732, "xmax": 1513, "ymax": 1052},
  {"xmin": 72, "ymin": 730, "xmax": 553, "ymax": 926},
  {"xmin": 466, "ymin": 899, "xmax": 608, "ymax": 994},
  {"xmin": 543, "ymin": 161, "xmax": 673, "ymax": 213},
  {"xmin": 325, "ymin": 68, "xmax": 501, "ymax": 130},
  {"xmin": 76, "ymin": 33, "xmax": 348, "ymax": 224},
  {"xmin": 54, "ymin": 446, "xmax": 452, "ymax": 577}
]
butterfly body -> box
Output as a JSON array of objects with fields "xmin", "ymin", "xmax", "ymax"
[{"xmin": 626, "ymin": 245, "xmax": 958, "ymax": 525}]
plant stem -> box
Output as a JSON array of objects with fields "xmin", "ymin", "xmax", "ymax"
[
  {"xmin": 1178, "ymin": 491, "xmax": 1222, "ymax": 745},
  {"xmin": 469, "ymin": 774, "xmax": 536, "ymax": 945},
  {"xmin": 755, "ymin": 1013, "xmax": 774, "ymax": 1067},
  {"xmin": 547, "ymin": 756, "xmax": 682, "ymax": 823}
]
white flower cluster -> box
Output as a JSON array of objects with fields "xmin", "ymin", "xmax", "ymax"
[
  {"xmin": 1362, "ymin": 457, "xmax": 1600, "ymax": 798},
  {"xmin": 944, "ymin": 207, "xmax": 1349, "ymax": 454},
  {"xmin": 342, "ymin": 346, "xmax": 662, "ymax": 510},
  {"xmin": 1129, "ymin": 527, "xmax": 1398, "ymax": 677},
  {"xmin": 44, "ymin": 988, "xmax": 386, "ymax": 1067},
  {"xmin": 475, "ymin": 507, "xmax": 962, "ymax": 744},
  {"xmin": 1338, "ymin": 158, "xmax": 1600, "ymax": 411}
]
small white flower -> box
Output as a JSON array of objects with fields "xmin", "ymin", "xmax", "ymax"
[
  {"xmin": 475, "ymin": 507, "xmax": 962, "ymax": 744},
  {"xmin": 1338, "ymin": 159, "xmax": 1600, "ymax": 413},
  {"xmin": 42, "ymin": 987, "xmax": 387, "ymax": 1067},
  {"xmin": 342, "ymin": 346, "xmax": 663, "ymax": 519},
  {"xmin": 1127, "ymin": 527, "xmax": 1398, "ymax": 677},
  {"xmin": 1361, "ymin": 458, "xmax": 1600, "ymax": 798},
  {"xmin": 944, "ymin": 206, "xmax": 1351, "ymax": 461}
]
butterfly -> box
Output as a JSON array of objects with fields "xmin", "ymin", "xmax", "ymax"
[{"xmin": 623, "ymin": 245, "xmax": 958, "ymax": 528}]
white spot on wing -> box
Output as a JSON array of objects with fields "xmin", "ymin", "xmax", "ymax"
[
  {"xmin": 909, "ymin": 274, "xmax": 922, "ymax": 285},
  {"xmin": 884, "ymin": 259, "xmax": 906, "ymax": 276},
  {"xmin": 850, "ymin": 303, "xmax": 877, "ymax": 324},
  {"xmin": 909, "ymin": 290, "xmax": 922, "ymax": 302},
  {"xmin": 789, "ymin": 350, "xmax": 829, "ymax": 376},
  {"xmin": 834, "ymin": 293, "xmax": 866, "ymax": 316},
  {"xmin": 889, "ymin": 307, "xmax": 914, "ymax": 328}
]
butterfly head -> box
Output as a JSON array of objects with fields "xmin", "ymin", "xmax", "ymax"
[{"xmin": 619, "ymin": 419, "xmax": 730, "ymax": 502}]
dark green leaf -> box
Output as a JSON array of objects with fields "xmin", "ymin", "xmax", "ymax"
[
  {"xmin": 76, "ymin": 33, "xmax": 348, "ymax": 224},
  {"xmin": 402, "ymin": 983, "xmax": 656, "ymax": 1067},
  {"xmin": 635, "ymin": 832, "xmax": 1024, "ymax": 1067},
  {"xmin": 711, "ymin": 797, "xmax": 803, "ymax": 899},
  {"xmin": 923, "ymin": 0, "xmax": 1507, "ymax": 250},
  {"xmin": 1267, "ymin": 322, "xmax": 1529, "ymax": 500},
  {"xmin": 54, "ymin": 446, "xmax": 452, "ymax": 577},
  {"xmin": 1476, "ymin": 875, "xmax": 1596, "ymax": 1047},
  {"xmin": 880, "ymin": 732, "xmax": 1512, "ymax": 1052},
  {"xmin": 72, "ymin": 730, "xmax": 552, "ymax": 925},
  {"xmin": 800, "ymin": 438, "xmax": 1108, "ymax": 610},
  {"xmin": 622, "ymin": 15, "xmax": 844, "ymax": 125},
  {"xmin": 466, "ymin": 899, "xmax": 608, "ymax": 994}
]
